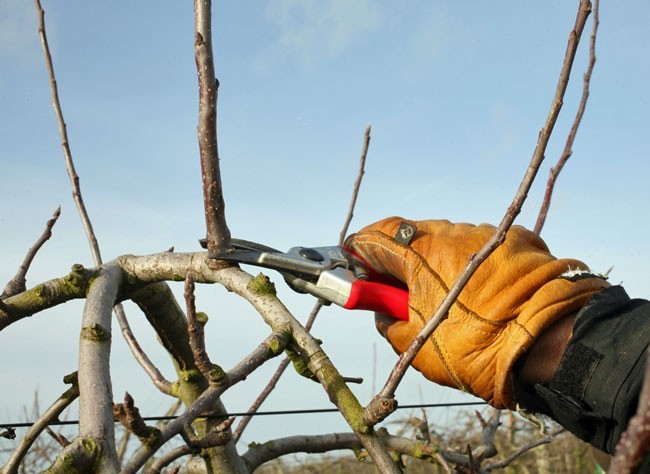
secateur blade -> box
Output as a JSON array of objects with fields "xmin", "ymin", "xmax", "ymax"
[{"xmin": 199, "ymin": 238, "xmax": 325, "ymax": 294}]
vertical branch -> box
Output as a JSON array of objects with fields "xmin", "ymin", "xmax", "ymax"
[
  {"xmin": 374, "ymin": 0, "xmax": 593, "ymax": 407},
  {"xmin": 195, "ymin": 0, "xmax": 232, "ymax": 253},
  {"xmin": 33, "ymin": 0, "xmax": 102, "ymax": 265},
  {"xmin": 339, "ymin": 125, "xmax": 371, "ymax": 245},
  {"xmin": 33, "ymin": 0, "xmax": 171, "ymax": 395},
  {"xmin": 534, "ymin": 0, "xmax": 600, "ymax": 234},
  {"xmin": 78, "ymin": 263, "xmax": 122, "ymax": 472}
]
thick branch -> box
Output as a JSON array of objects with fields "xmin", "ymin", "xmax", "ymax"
[
  {"xmin": 0, "ymin": 264, "xmax": 96, "ymax": 331},
  {"xmin": 78, "ymin": 262, "xmax": 121, "ymax": 472},
  {"xmin": 194, "ymin": 0, "xmax": 231, "ymax": 252},
  {"xmin": 375, "ymin": 0, "xmax": 593, "ymax": 407},
  {"xmin": 130, "ymin": 280, "xmax": 242, "ymax": 472}
]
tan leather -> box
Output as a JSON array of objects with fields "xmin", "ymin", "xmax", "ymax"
[{"xmin": 345, "ymin": 217, "xmax": 609, "ymax": 409}]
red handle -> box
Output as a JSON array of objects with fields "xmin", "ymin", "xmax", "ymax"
[{"xmin": 344, "ymin": 280, "xmax": 409, "ymax": 321}]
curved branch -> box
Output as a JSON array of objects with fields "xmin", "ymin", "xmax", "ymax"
[{"xmin": 119, "ymin": 256, "xmax": 398, "ymax": 472}]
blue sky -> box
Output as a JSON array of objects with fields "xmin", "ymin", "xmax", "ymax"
[{"xmin": 1, "ymin": 0, "xmax": 649, "ymax": 455}]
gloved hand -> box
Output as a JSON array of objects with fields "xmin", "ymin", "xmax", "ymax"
[{"xmin": 344, "ymin": 217, "xmax": 609, "ymax": 409}]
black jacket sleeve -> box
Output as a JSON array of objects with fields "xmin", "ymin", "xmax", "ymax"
[{"xmin": 514, "ymin": 286, "xmax": 650, "ymax": 457}]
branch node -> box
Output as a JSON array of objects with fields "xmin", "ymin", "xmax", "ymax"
[
  {"xmin": 363, "ymin": 396, "xmax": 398, "ymax": 426},
  {"xmin": 113, "ymin": 392, "xmax": 161, "ymax": 446}
]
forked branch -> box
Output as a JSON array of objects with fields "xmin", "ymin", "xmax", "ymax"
[{"xmin": 534, "ymin": 0, "xmax": 600, "ymax": 234}]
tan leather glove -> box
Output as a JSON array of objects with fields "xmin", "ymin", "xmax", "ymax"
[{"xmin": 345, "ymin": 217, "xmax": 609, "ymax": 409}]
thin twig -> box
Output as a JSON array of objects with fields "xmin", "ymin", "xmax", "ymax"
[
  {"xmin": 147, "ymin": 445, "xmax": 195, "ymax": 473},
  {"xmin": 2, "ymin": 374, "xmax": 79, "ymax": 474},
  {"xmin": 195, "ymin": 0, "xmax": 231, "ymax": 253},
  {"xmin": 373, "ymin": 0, "xmax": 593, "ymax": 410},
  {"xmin": 2, "ymin": 207, "xmax": 60, "ymax": 299},
  {"xmin": 534, "ymin": 0, "xmax": 600, "ymax": 234},
  {"xmin": 485, "ymin": 428, "xmax": 564, "ymax": 471},
  {"xmin": 339, "ymin": 124, "xmax": 371, "ymax": 245},
  {"xmin": 185, "ymin": 273, "xmax": 226, "ymax": 383},
  {"xmin": 33, "ymin": 0, "xmax": 172, "ymax": 395},
  {"xmin": 232, "ymin": 126, "xmax": 371, "ymax": 443},
  {"xmin": 44, "ymin": 426, "xmax": 69, "ymax": 447}
]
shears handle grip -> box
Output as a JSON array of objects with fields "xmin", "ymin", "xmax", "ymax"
[{"xmin": 344, "ymin": 280, "xmax": 409, "ymax": 321}]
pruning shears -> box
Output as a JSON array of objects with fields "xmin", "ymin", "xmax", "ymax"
[{"xmin": 200, "ymin": 239, "xmax": 409, "ymax": 321}]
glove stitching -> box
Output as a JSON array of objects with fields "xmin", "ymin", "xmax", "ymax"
[
  {"xmin": 354, "ymin": 232, "xmax": 505, "ymax": 328},
  {"xmin": 432, "ymin": 333, "xmax": 470, "ymax": 393}
]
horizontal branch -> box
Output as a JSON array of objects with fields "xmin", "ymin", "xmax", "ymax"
[
  {"xmin": 242, "ymin": 431, "xmax": 462, "ymax": 472},
  {"xmin": 0, "ymin": 264, "xmax": 97, "ymax": 331}
]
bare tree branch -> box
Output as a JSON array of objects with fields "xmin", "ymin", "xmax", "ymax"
[
  {"xmin": 339, "ymin": 124, "xmax": 371, "ymax": 245},
  {"xmin": 185, "ymin": 274, "xmax": 226, "ymax": 384},
  {"xmin": 113, "ymin": 393, "xmax": 161, "ymax": 446},
  {"xmin": 485, "ymin": 428, "xmax": 564, "ymax": 471},
  {"xmin": 194, "ymin": 0, "xmax": 231, "ymax": 253},
  {"xmin": 2, "ymin": 206, "xmax": 60, "ymax": 299},
  {"xmin": 372, "ymin": 0, "xmax": 594, "ymax": 416},
  {"xmin": 0, "ymin": 264, "xmax": 94, "ymax": 331},
  {"xmin": 33, "ymin": 0, "xmax": 101, "ymax": 265},
  {"xmin": 44, "ymin": 426, "xmax": 70, "ymax": 448},
  {"xmin": 77, "ymin": 262, "xmax": 122, "ymax": 471},
  {"xmin": 130, "ymin": 280, "xmax": 244, "ymax": 472},
  {"xmin": 33, "ymin": 0, "xmax": 172, "ymax": 397},
  {"xmin": 123, "ymin": 328, "xmax": 289, "ymax": 473},
  {"xmin": 233, "ymin": 125, "xmax": 371, "ymax": 444},
  {"xmin": 120, "ymin": 259, "xmax": 400, "ymax": 472},
  {"xmin": 473, "ymin": 409, "xmax": 501, "ymax": 462},
  {"xmin": 147, "ymin": 445, "xmax": 196, "ymax": 474},
  {"xmin": 2, "ymin": 373, "xmax": 79, "ymax": 474},
  {"xmin": 534, "ymin": 0, "xmax": 600, "ymax": 234},
  {"xmin": 241, "ymin": 431, "xmax": 482, "ymax": 473}
]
